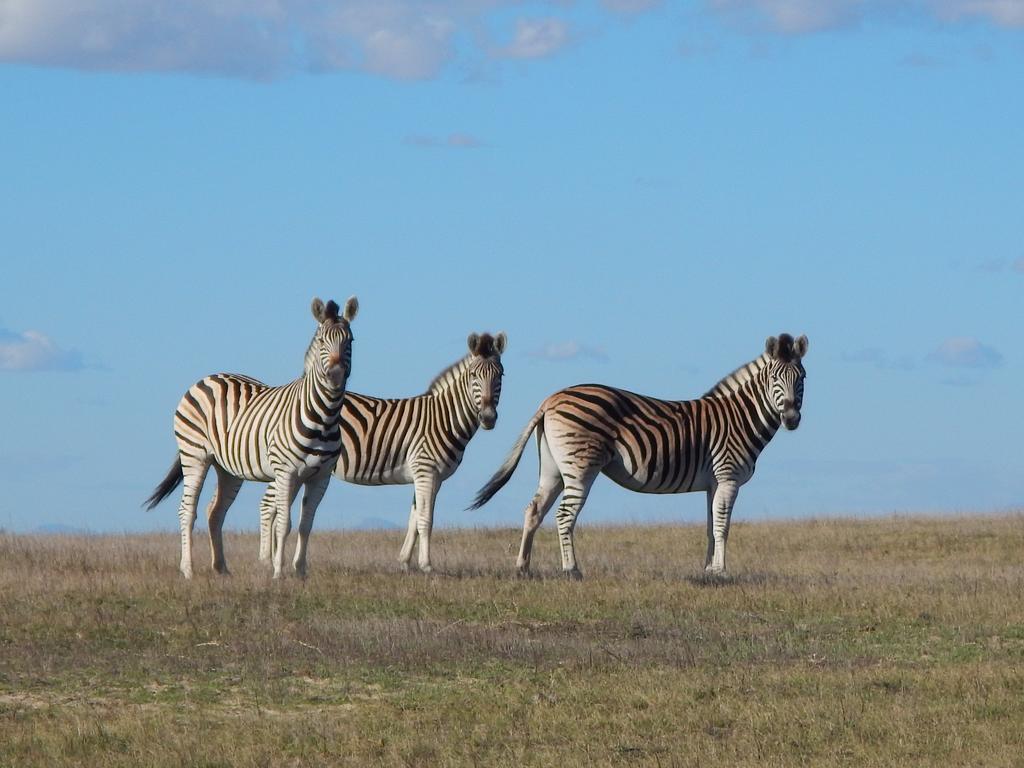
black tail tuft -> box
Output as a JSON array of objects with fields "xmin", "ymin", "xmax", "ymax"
[{"xmin": 144, "ymin": 457, "xmax": 183, "ymax": 510}]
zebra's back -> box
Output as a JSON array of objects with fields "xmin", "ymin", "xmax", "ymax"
[
  {"xmin": 334, "ymin": 389, "xmax": 479, "ymax": 485},
  {"xmin": 540, "ymin": 384, "xmax": 716, "ymax": 494},
  {"xmin": 174, "ymin": 372, "xmax": 303, "ymax": 482},
  {"xmin": 335, "ymin": 392, "xmax": 428, "ymax": 484}
]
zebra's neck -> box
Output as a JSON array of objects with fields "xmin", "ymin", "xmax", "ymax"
[
  {"xmin": 301, "ymin": 365, "xmax": 347, "ymax": 428},
  {"xmin": 702, "ymin": 354, "xmax": 781, "ymax": 448},
  {"xmin": 426, "ymin": 356, "xmax": 481, "ymax": 440},
  {"xmin": 703, "ymin": 353, "xmax": 771, "ymax": 398}
]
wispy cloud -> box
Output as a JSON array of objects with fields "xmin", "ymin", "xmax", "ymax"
[
  {"xmin": 0, "ymin": 1, "xmax": 573, "ymax": 80},
  {"xmin": 529, "ymin": 341, "xmax": 609, "ymax": 362},
  {"xmin": 899, "ymin": 52, "xmax": 947, "ymax": 68},
  {"xmin": 706, "ymin": 0, "xmax": 1024, "ymax": 34},
  {"xmin": 928, "ymin": 337, "xmax": 1003, "ymax": 369},
  {"xmin": 843, "ymin": 347, "xmax": 916, "ymax": 371},
  {"xmin": 0, "ymin": 1, "xmax": 1017, "ymax": 79},
  {"xmin": 404, "ymin": 132, "xmax": 482, "ymax": 149},
  {"xmin": 0, "ymin": 328, "xmax": 84, "ymax": 372},
  {"xmin": 973, "ymin": 256, "xmax": 1024, "ymax": 273},
  {"xmin": 496, "ymin": 18, "xmax": 571, "ymax": 60},
  {"xmin": 601, "ymin": 0, "xmax": 664, "ymax": 14}
]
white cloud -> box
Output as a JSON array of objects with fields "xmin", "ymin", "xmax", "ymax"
[
  {"xmin": 496, "ymin": 18, "xmax": 570, "ymax": 59},
  {"xmin": 529, "ymin": 341, "xmax": 609, "ymax": 362},
  {"xmin": 843, "ymin": 347, "xmax": 916, "ymax": 371},
  {"xmin": 0, "ymin": 329, "xmax": 84, "ymax": 372},
  {"xmin": 708, "ymin": 0, "xmax": 865, "ymax": 33},
  {"xmin": 1, "ymin": 0, "xmax": 1019, "ymax": 80},
  {"xmin": 601, "ymin": 0, "xmax": 664, "ymax": 13},
  {"xmin": 930, "ymin": 0, "xmax": 1024, "ymax": 26},
  {"xmin": 928, "ymin": 337, "xmax": 1003, "ymax": 369},
  {"xmin": 0, "ymin": 0, "xmax": 572, "ymax": 80},
  {"xmin": 706, "ymin": 0, "xmax": 1024, "ymax": 34}
]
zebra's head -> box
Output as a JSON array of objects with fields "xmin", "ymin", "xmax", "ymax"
[
  {"xmin": 765, "ymin": 333, "xmax": 808, "ymax": 431},
  {"xmin": 466, "ymin": 331, "xmax": 506, "ymax": 430},
  {"xmin": 309, "ymin": 296, "xmax": 359, "ymax": 390}
]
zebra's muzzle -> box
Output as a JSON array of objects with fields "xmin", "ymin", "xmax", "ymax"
[
  {"xmin": 479, "ymin": 408, "xmax": 497, "ymax": 430},
  {"xmin": 782, "ymin": 409, "xmax": 801, "ymax": 430},
  {"xmin": 326, "ymin": 352, "xmax": 347, "ymax": 387}
]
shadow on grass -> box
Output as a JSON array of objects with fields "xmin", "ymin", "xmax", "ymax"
[{"xmin": 683, "ymin": 570, "xmax": 787, "ymax": 588}]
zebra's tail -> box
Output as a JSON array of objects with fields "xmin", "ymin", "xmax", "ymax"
[
  {"xmin": 144, "ymin": 457, "xmax": 183, "ymax": 510},
  {"xmin": 468, "ymin": 409, "xmax": 544, "ymax": 510}
]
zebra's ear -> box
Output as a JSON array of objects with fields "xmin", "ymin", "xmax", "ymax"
[
  {"xmin": 467, "ymin": 333, "xmax": 481, "ymax": 355},
  {"xmin": 765, "ymin": 336, "xmax": 779, "ymax": 359},
  {"xmin": 342, "ymin": 296, "xmax": 359, "ymax": 322},
  {"xmin": 794, "ymin": 335, "xmax": 809, "ymax": 358},
  {"xmin": 494, "ymin": 332, "xmax": 507, "ymax": 355},
  {"xmin": 311, "ymin": 298, "xmax": 326, "ymax": 322}
]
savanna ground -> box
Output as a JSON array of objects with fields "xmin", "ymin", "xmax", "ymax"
[{"xmin": 1, "ymin": 514, "xmax": 1023, "ymax": 767}]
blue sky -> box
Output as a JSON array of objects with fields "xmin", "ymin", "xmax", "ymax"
[{"xmin": 1, "ymin": 0, "xmax": 1021, "ymax": 536}]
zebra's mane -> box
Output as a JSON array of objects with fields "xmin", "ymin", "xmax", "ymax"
[
  {"xmin": 703, "ymin": 354, "xmax": 771, "ymax": 398},
  {"xmin": 425, "ymin": 355, "xmax": 473, "ymax": 396}
]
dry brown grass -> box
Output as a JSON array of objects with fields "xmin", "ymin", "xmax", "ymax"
[{"xmin": 2, "ymin": 514, "xmax": 1024, "ymax": 766}]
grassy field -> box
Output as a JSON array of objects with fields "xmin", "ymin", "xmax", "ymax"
[{"xmin": 2, "ymin": 513, "xmax": 1023, "ymax": 767}]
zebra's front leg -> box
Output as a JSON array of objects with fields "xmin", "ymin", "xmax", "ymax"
[
  {"xmin": 705, "ymin": 481, "xmax": 738, "ymax": 575},
  {"xmin": 412, "ymin": 471, "xmax": 440, "ymax": 573},
  {"xmin": 292, "ymin": 469, "xmax": 332, "ymax": 578},
  {"xmin": 397, "ymin": 493, "xmax": 417, "ymax": 572},
  {"xmin": 206, "ymin": 465, "xmax": 243, "ymax": 575},
  {"xmin": 704, "ymin": 488, "xmax": 715, "ymax": 570},
  {"xmin": 177, "ymin": 456, "xmax": 211, "ymax": 579},
  {"xmin": 554, "ymin": 472, "xmax": 599, "ymax": 580},
  {"xmin": 258, "ymin": 481, "xmax": 277, "ymax": 562},
  {"xmin": 271, "ymin": 475, "xmax": 300, "ymax": 579}
]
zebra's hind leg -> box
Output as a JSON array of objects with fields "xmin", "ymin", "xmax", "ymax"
[
  {"xmin": 397, "ymin": 493, "xmax": 417, "ymax": 572},
  {"xmin": 517, "ymin": 432, "xmax": 563, "ymax": 576},
  {"xmin": 206, "ymin": 464, "xmax": 243, "ymax": 575},
  {"xmin": 292, "ymin": 469, "xmax": 332, "ymax": 578},
  {"xmin": 177, "ymin": 454, "xmax": 212, "ymax": 579},
  {"xmin": 554, "ymin": 469, "xmax": 601, "ymax": 580}
]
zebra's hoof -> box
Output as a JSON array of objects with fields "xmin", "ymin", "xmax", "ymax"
[
  {"xmin": 420, "ymin": 564, "xmax": 433, "ymax": 575},
  {"xmin": 515, "ymin": 567, "xmax": 532, "ymax": 579},
  {"xmin": 399, "ymin": 561, "xmax": 411, "ymax": 573},
  {"xmin": 564, "ymin": 568, "xmax": 583, "ymax": 581}
]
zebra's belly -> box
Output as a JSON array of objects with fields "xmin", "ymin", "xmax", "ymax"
[
  {"xmin": 601, "ymin": 455, "xmax": 712, "ymax": 495},
  {"xmin": 211, "ymin": 448, "xmax": 274, "ymax": 483},
  {"xmin": 336, "ymin": 463, "xmax": 415, "ymax": 486}
]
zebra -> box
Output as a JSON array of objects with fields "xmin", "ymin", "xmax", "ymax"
[
  {"xmin": 144, "ymin": 296, "xmax": 359, "ymax": 579},
  {"xmin": 260, "ymin": 331, "xmax": 506, "ymax": 574},
  {"xmin": 470, "ymin": 333, "xmax": 808, "ymax": 578}
]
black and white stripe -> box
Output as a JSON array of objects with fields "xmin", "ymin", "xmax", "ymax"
[
  {"xmin": 145, "ymin": 296, "xmax": 359, "ymax": 578},
  {"xmin": 470, "ymin": 333, "xmax": 808, "ymax": 578},
  {"xmin": 261, "ymin": 332, "xmax": 505, "ymax": 573}
]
